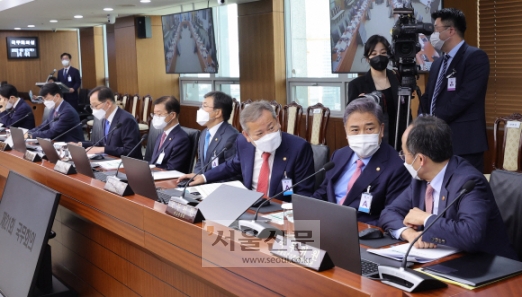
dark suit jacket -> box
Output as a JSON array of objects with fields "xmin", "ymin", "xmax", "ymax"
[
  {"xmin": 379, "ymin": 156, "xmax": 518, "ymax": 260},
  {"xmin": 204, "ymin": 132, "xmax": 315, "ymax": 202},
  {"xmin": 194, "ymin": 122, "xmax": 239, "ymax": 173},
  {"xmin": 0, "ymin": 99, "xmax": 35, "ymax": 129},
  {"xmin": 348, "ymin": 69, "xmax": 410, "ymax": 148},
  {"xmin": 419, "ymin": 42, "xmax": 489, "ymax": 155},
  {"xmin": 149, "ymin": 125, "xmax": 192, "ymax": 173},
  {"xmin": 313, "ymin": 143, "xmax": 411, "ymax": 225},
  {"xmin": 82, "ymin": 108, "xmax": 142, "ymax": 159},
  {"xmin": 29, "ymin": 100, "xmax": 83, "ymax": 142},
  {"xmin": 57, "ymin": 66, "xmax": 81, "ymax": 110}
]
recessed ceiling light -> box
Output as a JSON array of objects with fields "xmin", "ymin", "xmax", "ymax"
[
  {"xmin": 103, "ymin": 8, "xmax": 113, "ymax": 11},
  {"xmin": 14, "ymin": 27, "xmax": 21, "ymax": 30},
  {"xmin": 27, "ymin": 25, "xmax": 35, "ymax": 27},
  {"xmin": 50, "ymin": 20, "xmax": 58, "ymax": 23},
  {"xmin": 74, "ymin": 15, "xmax": 83, "ymax": 19},
  {"xmin": 140, "ymin": 0, "xmax": 151, "ymax": 3}
]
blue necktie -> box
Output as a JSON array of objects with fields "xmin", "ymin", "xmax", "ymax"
[
  {"xmin": 204, "ymin": 131, "xmax": 211, "ymax": 160},
  {"xmin": 104, "ymin": 119, "xmax": 110, "ymax": 138},
  {"xmin": 431, "ymin": 54, "xmax": 450, "ymax": 115}
]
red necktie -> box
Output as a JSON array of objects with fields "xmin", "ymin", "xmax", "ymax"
[
  {"xmin": 425, "ymin": 184, "xmax": 434, "ymax": 214},
  {"xmin": 256, "ymin": 152, "xmax": 271, "ymax": 197},
  {"xmin": 339, "ymin": 159, "xmax": 364, "ymax": 205},
  {"xmin": 159, "ymin": 132, "xmax": 167, "ymax": 149}
]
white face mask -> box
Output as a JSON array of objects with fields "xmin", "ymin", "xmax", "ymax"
[
  {"xmin": 347, "ymin": 133, "xmax": 381, "ymax": 159},
  {"xmin": 196, "ymin": 108, "xmax": 210, "ymax": 126},
  {"xmin": 92, "ymin": 104, "xmax": 107, "ymax": 120},
  {"xmin": 430, "ymin": 30, "xmax": 449, "ymax": 51},
  {"xmin": 62, "ymin": 59, "xmax": 70, "ymax": 67},
  {"xmin": 252, "ymin": 130, "xmax": 282, "ymax": 153},
  {"xmin": 404, "ymin": 155, "xmax": 422, "ymax": 180},
  {"xmin": 44, "ymin": 99, "xmax": 56, "ymax": 109},
  {"xmin": 152, "ymin": 115, "xmax": 168, "ymax": 130},
  {"xmin": 5, "ymin": 100, "xmax": 13, "ymax": 109}
]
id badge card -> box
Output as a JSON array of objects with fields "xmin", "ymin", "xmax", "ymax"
[
  {"xmin": 282, "ymin": 178, "xmax": 293, "ymax": 196},
  {"xmin": 156, "ymin": 151, "xmax": 165, "ymax": 164},
  {"xmin": 447, "ymin": 77, "xmax": 456, "ymax": 91},
  {"xmin": 358, "ymin": 192, "xmax": 373, "ymax": 213},
  {"xmin": 68, "ymin": 75, "xmax": 72, "ymax": 82},
  {"xmin": 211, "ymin": 154, "xmax": 219, "ymax": 168}
]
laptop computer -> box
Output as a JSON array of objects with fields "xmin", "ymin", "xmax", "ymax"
[
  {"xmin": 37, "ymin": 137, "xmax": 61, "ymax": 164},
  {"xmin": 67, "ymin": 144, "xmax": 117, "ymax": 182},
  {"xmin": 121, "ymin": 155, "xmax": 184, "ymax": 204},
  {"xmin": 292, "ymin": 194, "xmax": 412, "ymax": 278},
  {"xmin": 10, "ymin": 127, "xmax": 26, "ymax": 153}
]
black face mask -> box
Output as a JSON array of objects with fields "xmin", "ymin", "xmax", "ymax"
[{"xmin": 369, "ymin": 55, "xmax": 389, "ymax": 71}]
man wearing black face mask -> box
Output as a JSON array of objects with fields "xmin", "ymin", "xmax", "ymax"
[{"xmin": 348, "ymin": 34, "xmax": 411, "ymax": 150}]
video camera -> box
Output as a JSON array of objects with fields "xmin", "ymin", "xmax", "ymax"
[{"xmin": 391, "ymin": 6, "xmax": 433, "ymax": 89}]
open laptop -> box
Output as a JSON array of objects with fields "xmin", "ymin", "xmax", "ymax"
[
  {"xmin": 292, "ymin": 194, "xmax": 412, "ymax": 278},
  {"xmin": 37, "ymin": 137, "xmax": 61, "ymax": 164},
  {"xmin": 67, "ymin": 144, "xmax": 117, "ymax": 182},
  {"xmin": 10, "ymin": 127, "xmax": 26, "ymax": 153},
  {"xmin": 121, "ymin": 155, "xmax": 184, "ymax": 204}
]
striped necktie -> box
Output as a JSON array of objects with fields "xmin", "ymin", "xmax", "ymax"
[{"xmin": 431, "ymin": 54, "xmax": 450, "ymax": 115}]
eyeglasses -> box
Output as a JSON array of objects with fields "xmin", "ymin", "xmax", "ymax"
[
  {"xmin": 398, "ymin": 150, "xmax": 409, "ymax": 161},
  {"xmin": 90, "ymin": 102, "xmax": 105, "ymax": 109},
  {"xmin": 201, "ymin": 104, "xmax": 214, "ymax": 109},
  {"xmin": 150, "ymin": 112, "xmax": 171, "ymax": 118}
]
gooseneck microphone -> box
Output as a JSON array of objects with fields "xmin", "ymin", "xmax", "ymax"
[
  {"xmin": 51, "ymin": 118, "xmax": 88, "ymax": 142},
  {"xmin": 25, "ymin": 114, "xmax": 61, "ymax": 137},
  {"xmin": 0, "ymin": 108, "xmax": 14, "ymax": 121},
  {"xmin": 378, "ymin": 180, "xmax": 476, "ymax": 293},
  {"xmin": 114, "ymin": 133, "xmax": 148, "ymax": 178},
  {"xmin": 8, "ymin": 111, "xmax": 32, "ymax": 128},
  {"xmin": 171, "ymin": 142, "xmax": 233, "ymax": 205},
  {"xmin": 46, "ymin": 69, "xmax": 57, "ymax": 82},
  {"xmin": 85, "ymin": 122, "xmax": 123, "ymax": 153},
  {"xmin": 238, "ymin": 162, "xmax": 335, "ymax": 238}
]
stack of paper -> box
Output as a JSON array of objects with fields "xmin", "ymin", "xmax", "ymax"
[
  {"xmin": 192, "ymin": 181, "xmax": 247, "ymax": 199},
  {"xmin": 367, "ymin": 244, "xmax": 459, "ymax": 263}
]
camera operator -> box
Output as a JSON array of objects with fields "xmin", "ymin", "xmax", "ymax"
[
  {"xmin": 419, "ymin": 8, "xmax": 489, "ymax": 173},
  {"xmin": 348, "ymin": 35, "xmax": 411, "ymax": 150}
]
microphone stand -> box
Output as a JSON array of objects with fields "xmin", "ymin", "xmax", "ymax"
[
  {"xmin": 51, "ymin": 118, "xmax": 88, "ymax": 142},
  {"xmin": 113, "ymin": 133, "xmax": 148, "ymax": 179}
]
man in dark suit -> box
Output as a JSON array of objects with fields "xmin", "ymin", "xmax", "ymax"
[
  {"xmin": 313, "ymin": 98, "xmax": 410, "ymax": 226},
  {"xmin": 193, "ymin": 91, "xmax": 239, "ymax": 174},
  {"xmin": 379, "ymin": 116, "xmax": 517, "ymax": 260},
  {"xmin": 57, "ymin": 52, "xmax": 81, "ymax": 112},
  {"xmin": 181, "ymin": 101, "xmax": 315, "ymax": 202},
  {"xmin": 419, "ymin": 8, "xmax": 489, "ymax": 172},
  {"xmin": 0, "ymin": 84, "xmax": 35, "ymax": 129},
  {"xmin": 28, "ymin": 83, "xmax": 83, "ymax": 142},
  {"xmin": 148, "ymin": 96, "xmax": 192, "ymax": 173},
  {"xmin": 81, "ymin": 86, "xmax": 142, "ymax": 159}
]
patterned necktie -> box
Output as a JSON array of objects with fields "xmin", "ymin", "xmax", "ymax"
[
  {"xmin": 104, "ymin": 120, "xmax": 110, "ymax": 137},
  {"xmin": 159, "ymin": 132, "xmax": 167, "ymax": 149},
  {"xmin": 431, "ymin": 54, "xmax": 450, "ymax": 115},
  {"xmin": 425, "ymin": 184, "xmax": 434, "ymax": 214},
  {"xmin": 339, "ymin": 159, "xmax": 364, "ymax": 205},
  {"xmin": 203, "ymin": 131, "xmax": 211, "ymax": 160},
  {"xmin": 64, "ymin": 68, "xmax": 68, "ymax": 77},
  {"xmin": 256, "ymin": 152, "xmax": 271, "ymax": 197}
]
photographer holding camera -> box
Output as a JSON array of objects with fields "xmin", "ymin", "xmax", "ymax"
[
  {"xmin": 348, "ymin": 35, "xmax": 410, "ymax": 150},
  {"xmin": 419, "ymin": 8, "xmax": 489, "ymax": 172}
]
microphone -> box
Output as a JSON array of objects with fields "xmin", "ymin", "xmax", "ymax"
[
  {"xmin": 378, "ymin": 180, "xmax": 476, "ymax": 293},
  {"xmin": 46, "ymin": 69, "xmax": 57, "ymax": 82},
  {"xmin": 51, "ymin": 118, "xmax": 88, "ymax": 142},
  {"xmin": 171, "ymin": 142, "xmax": 234, "ymax": 205},
  {"xmin": 238, "ymin": 162, "xmax": 335, "ymax": 238},
  {"xmin": 0, "ymin": 108, "xmax": 14, "ymax": 121},
  {"xmin": 85, "ymin": 122, "xmax": 123, "ymax": 153},
  {"xmin": 25, "ymin": 114, "xmax": 61, "ymax": 137},
  {"xmin": 114, "ymin": 133, "xmax": 148, "ymax": 178},
  {"xmin": 8, "ymin": 111, "xmax": 32, "ymax": 128}
]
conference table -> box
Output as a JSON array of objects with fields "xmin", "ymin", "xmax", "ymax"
[{"xmin": 0, "ymin": 149, "xmax": 521, "ymax": 296}]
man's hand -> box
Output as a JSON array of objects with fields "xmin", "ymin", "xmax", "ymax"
[
  {"xmin": 403, "ymin": 207, "xmax": 431, "ymax": 228},
  {"xmin": 86, "ymin": 146, "xmax": 104, "ymax": 154},
  {"xmin": 178, "ymin": 173, "xmax": 195, "ymax": 181},
  {"xmin": 177, "ymin": 173, "xmax": 205, "ymax": 186},
  {"xmin": 69, "ymin": 88, "xmax": 74, "ymax": 93},
  {"xmin": 68, "ymin": 142, "xmax": 82, "ymax": 147},
  {"xmin": 400, "ymin": 228, "xmax": 437, "ymax": 249}
]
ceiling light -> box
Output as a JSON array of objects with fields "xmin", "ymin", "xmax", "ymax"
[
  {"xmin": 104, "ymin": 8, "xmax": 114, "ymax": 11},
  {"xmin": 74, "ymin": 15, "xmax": 83, "ymax": 19},
  {"xmin": 50, "ymin": 20, "xmax": 58, "ymax": 23},
  {"xmin": 14, "ymin": 28, "xmax": 21, "ymax": 30},
  {"xmin": 140, "ymin": 0, "xmax": 151, "ymax": 3},
  {"xmin": 27, "ymin": 25, "xmax": 35, "ymax": 27}
]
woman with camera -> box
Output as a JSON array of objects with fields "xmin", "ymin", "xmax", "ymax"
[{"xmin": 347, "ymin": 34, "xmax": 410, "ymax": 150}]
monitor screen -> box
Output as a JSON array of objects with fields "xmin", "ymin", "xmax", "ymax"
[
  {"xmin": 6, "ymin": 37, "xmax": 39, "ymax": 59},
  {"xmin": 0, "ymin": 171, "xmax": 60, "ymax": 297},
  {"xmin": 161, "ymin": 8, "xmax": 219, "ymax": 74},
  {"xmin": 330, "ymin": 0, "xmax": 443, "ymax": 73}
]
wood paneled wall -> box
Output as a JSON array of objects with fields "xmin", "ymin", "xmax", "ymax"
[
  {"xmin": 80, "ymin": 27, "xmax": 105, "ymax": 89},
  {"xmin": 0, "ymin": 30, "xmax": 79, "ymax": 95},
  {"xmin": 106, "ymin": 24, "xmax": 118, "ymax": 91}
]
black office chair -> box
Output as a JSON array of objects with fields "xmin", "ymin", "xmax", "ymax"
[
  {"xmin": 144, "ymin": 126, "xmax": 163, "ymax": 162},
  {"xmin": 181, "ymin": 126, "xmax": 200, "ymax": 173},
  {"xmin": 311, "ymin": 144, "xmax": 330, "ymax": 190},
  {"xmin": 90, "ymin": 117, "xmax": 104, "ymax": 145}
]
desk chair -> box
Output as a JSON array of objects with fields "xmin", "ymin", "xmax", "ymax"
[
  {"xmin": 282, "ymin": 101, "xmax": 303, "ymax": 136},
  {"xmin": 493, "ymin": 113, "xmax": 522, "ymax": 172},
  {"xmin": 305, "ymin": 102, "xmax": 330, "ymax": 145},
  {"xmin": 181, "ymin": 126, "xmax": 200, "ymax": 172}
]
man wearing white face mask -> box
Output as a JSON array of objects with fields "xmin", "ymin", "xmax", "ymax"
[
  {"xmin": 179, "ymin": 101, "xmax": 315, "ymax": 202},
  {"xmin": 312, "ymin": 98, "xmax": 410, "ymax": 225},
  {"xmin": 80, "ymin": 86, "xmax": 142, "ymax": 159},
  {"xmin": 27, "ymin": 83, "xmax": 83, "ymax": 142},
  {"xmin": 0, "ymin": 83, "xmax": 35, "ymax": 129},
  {"xmin": 57, "ymin": 53, "xmax": 81, "ymax": 112},
  {"xmin": 419, "ymin": 8, "xmax": 489, "ymax": 173},
  {"xmin": 147, "ymin": 96, "xmax": 191, "ymax": 172}
]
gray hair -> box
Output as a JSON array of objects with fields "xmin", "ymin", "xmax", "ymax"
[
  {"xmin": 343, "ymin": 98, "xmax": 384, "ymax": 125},
  {"xmin": 240, "ymin": 100, "xmax": 277, "ymax": 131}
]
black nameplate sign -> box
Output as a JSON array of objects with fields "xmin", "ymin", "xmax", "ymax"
[
  {"xmin": 270, "ymin": 235, "xmax": 334, "ymax": 271},
  {"xmin": 0, "ymin": 142, "xmax": 11, "ymax": 151},
  {"xmin": 54, "ymin": 160, "xmax": 76, "ymax": 175},
  {"xmin": 23, "ymin": 150, "xmax": 41, "ymax": 162},
  {"xmin": 166, "ymin": 199, "xmax": 204, "ymax": 223},
  {"xmin": 104, "ymin": 176, "xmax": 134, "ymax": 196}
]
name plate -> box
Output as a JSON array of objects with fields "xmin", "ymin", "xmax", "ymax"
[
  {"xmin": 24, "ymin": 150, "xmax": 42, "ymax": 162},
  {"xmin": 0, "ymin": 142, "xmax": 11, "ymax": 151},
  {"xmin": 54, "ymin": 160, "xmax": 76, "ymax": 175},
  {"xmin": 104, "ymin": 176, "xmax": 134, "ymax": 196},
  {"xmin": 166, "ymin": 199, "xmax": 203, "ymax": 223},
  {"xmin": 270, "ymin": 235, "xmax": 334, "ymax": 271}
]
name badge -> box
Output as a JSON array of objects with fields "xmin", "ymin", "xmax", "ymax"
[
  {"xmin": 358, "ymin": 186, "xmax": 373, "ymax": 214},
  {"xmin": 447, "ymin": 77, "xmax": 456, "ymax": 91},
  {"xmin": 68, "ymin": 75, "xmax": 72, "ymax": 82},
  {"xmin": 156, "ymin": 151, "xmax": 165, "ymax": 164},
  {"xmin": 282, "ymin": 178, "xmax": 293, "ymax": 196},
  {"xmin": 211, "ymin": 155, "xmax": 219, "ymax": 168}
]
